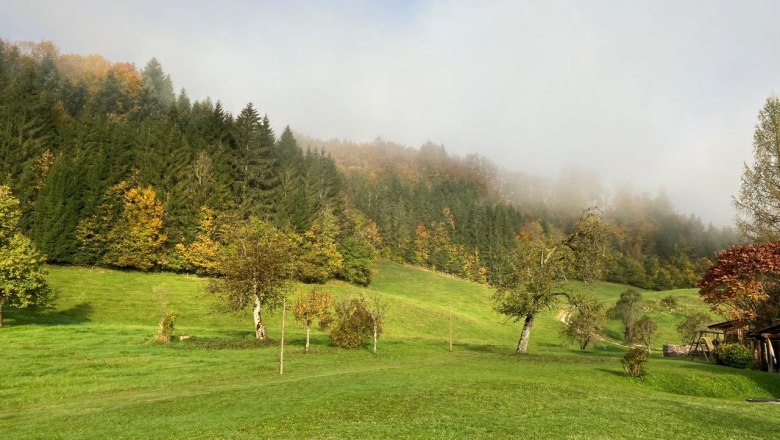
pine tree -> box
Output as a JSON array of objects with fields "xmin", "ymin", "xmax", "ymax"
[{"xmin": 139, "ymin": 58, "xmax": 175, "ymax": 117}]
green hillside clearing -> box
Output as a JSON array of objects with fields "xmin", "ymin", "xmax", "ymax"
[{"xmin": 1, "ymin": 261, "xmax": 778, "ymax": 439}]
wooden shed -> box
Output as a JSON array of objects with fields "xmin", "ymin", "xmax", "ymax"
[
  {"xmin": 747, "ymin": 323, "xmax": 780, "ymax": 373},
  {"xmin": 707, "ymin": 320, "xmax": 748, "ymax": 344}
]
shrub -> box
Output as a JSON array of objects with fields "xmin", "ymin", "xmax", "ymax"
[
  {"xmin": 631, "ymin": 316, "xmax": 657, "ymax": 347},
  {"xmin": 659, "ymin": 295, "xmax": 678, "ymax": 310},
  {"xmin": 621, "ymin": 347, "xmax": 650, "ymax": 377},
  {"xmin": 156, "ymin": 311, "xmax": 177, "ymax": 342},
  {"xmin": 714, "ymin": 343, "xmax": 753, "ymax": 369},
  {"xmin": 329, "ymin": 297, "xmax": 373, "ymax": 348}
]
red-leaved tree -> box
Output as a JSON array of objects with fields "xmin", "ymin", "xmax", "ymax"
[{"xmin": 698, "ymin": 242, "xmax": 780, "ymax": 329}]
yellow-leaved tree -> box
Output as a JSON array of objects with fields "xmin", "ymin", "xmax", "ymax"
[
  {"xmin": 0, "ymin": 186, "xmax": 51, "ymax": 327},
  {"xmin": 297, "ymin": 210, "xmax": 343, "ymax": 283},
  {"xmin": 104, "ymin": 185, "xmax": 166, "ymax": 270},
  {"xmin": 176, "ymin": 207, "xmax": 219, "ymax": 275},
  {"xmin": 292, "ymin": 287, "xmax": 334, "ymax": 352}
]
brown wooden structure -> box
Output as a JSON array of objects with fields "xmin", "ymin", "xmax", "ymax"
[
  {"xmin": 747, "ymin": 323, "xmax": 780, "ymax": 373},
  {"xmin": 707, "ymin": 320, "xmax": 748, "ymax": 344},
  {"xmin": 686, "ymin": 330, "xmax": 722, "ymax": 362}
]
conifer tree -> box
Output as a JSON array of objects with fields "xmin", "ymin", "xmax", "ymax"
[{"xmin": 139, "ymin": 58, "xmax": 175, "ymax": 117}]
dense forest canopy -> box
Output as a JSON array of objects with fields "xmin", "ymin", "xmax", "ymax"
[{"xmin": 0, "ymin": 40, "xmax": 738, "ymax": 289}]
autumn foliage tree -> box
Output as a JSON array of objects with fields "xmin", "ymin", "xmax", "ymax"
[
  {"xmin": 176, "ymin": 206, "xmax": 219, "ymax": 275},
  {"xmin": 296, "ymin": 211, "xmax": 343, "ymax": 283},
  {"xmin": 292, "ymin": 287, "xmax": 333, "ymax": 352},
  {"xmin": 0, "ymin": 186, "xmax": 51, "ymax": 327},
  {"xmin": 698, "ymin": 242, "xmax": 780, "ymax": 329},
  {"xmin": 104, "ymin": 185, "xmax": 167, "ymax": 270},
  {"xmin": 77, "ymin": 174, "xmax": 166, "ymax": 271}
]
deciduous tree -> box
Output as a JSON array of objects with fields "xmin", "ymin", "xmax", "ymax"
[
  {"xmin": 493, "ymin": 209, "xmax": 608, "ymax": 354},
  {"xmin": 209, "ymin": 219, "xmax": 296, "ymax": 340},
  {"xmin": 176, "ymin": 206, "xmax": 219, "ymax": 275},
  {"xmin": 698, "ymin": 242, "xmax": 780, "ymax": 329},
  {"xmin": 563, "ymin": 293, "xmax": 607, "ymax": 350},
  {"xmin": 0, "ymin": 186, "xmax": 51, "ymax": 326},
  {"xmin": 734, "ymin": 96, "xmax": 780, "ymax": 241},
  {"xmin": 292, "ymin": 287, "xmax": 333, "ymax": 352}
]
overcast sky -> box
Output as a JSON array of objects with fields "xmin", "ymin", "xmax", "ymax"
[{"xmin": 2, "ymin": 0, "xmax": 779, "ymax": 226}]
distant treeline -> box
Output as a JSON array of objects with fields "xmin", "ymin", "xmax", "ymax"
[{"xmin": 0, "ymin": 40, "xmax": 738, "ymax": 289}]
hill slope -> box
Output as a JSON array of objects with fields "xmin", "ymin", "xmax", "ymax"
[{"xmin": 1, "ymin": 262, "xmax": 779, "ymax": 439}]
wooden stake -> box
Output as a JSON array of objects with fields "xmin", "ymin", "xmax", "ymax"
[
  {"xmin": 279, "ymin": 298, "xmax": 286, "ymax": 375},
  {"xmin": 448, "ymin": 306, "xmax": 453, "ymax": 352}
]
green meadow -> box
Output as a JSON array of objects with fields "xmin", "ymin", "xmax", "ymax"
[{"xmin": 1, "ymin": 261, "xmax": 779, "ymax": 439}]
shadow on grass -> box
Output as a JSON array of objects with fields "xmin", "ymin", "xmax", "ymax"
[
  {"xmin": 595, "ymin": 367, "xmax": 628, "ymax": 378},
  {"xmin": 457, "ymin": 343, "xmax": 509, "ymax": 355},
  {"xmin": 6, "ymin": 303, "xmax": 93, "ymax": 326},
  {"xmin": 674, "ymin": 360, "xmax": 780, "ymax": 398},
  {"xmin": 174, "ymin": 336, "xmax": 276, "ymax": 350}
]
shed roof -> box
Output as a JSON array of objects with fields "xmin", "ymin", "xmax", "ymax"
[
  {"xmin": 707, "ymin": 320, "xmax": 747, "ymax": 331},
  {"xmin": 749, "ymin": 322, "xmax": 780, "ymax": 337}
]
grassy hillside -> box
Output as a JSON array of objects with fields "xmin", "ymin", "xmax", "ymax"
[{"xmin": 1, "ymin": 261, "xmax": 779, "ymax": 439}]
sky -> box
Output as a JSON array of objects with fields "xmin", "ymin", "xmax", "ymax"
[{"xmin": 2, "ymin": 0, "xmax": 779, "ymax": 226}]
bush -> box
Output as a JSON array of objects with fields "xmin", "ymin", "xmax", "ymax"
[
  {"xmin": 659, "ymin": 295, "xmax": 678, "ymax": 310},
  {"xmin": 631, "ymin": 315, "xmax": 657, "ymax": 347},
  {"xmin": 621, "ymin": 347, "xmax": 649, "ymax": 377},
  {"xmin": 714, "ymin": 343, "xmax": 753, "ymax": 369},
  {"xmin": 329, "ymin": 297, "xmax": 373, "ymax": 348},
  {"xmin": 155, "ymin": 311, "xmax": 177, "ymax": 342}
]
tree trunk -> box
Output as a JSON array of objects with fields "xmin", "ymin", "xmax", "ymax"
[
  {"xmin": 253, "ymin": 293, "xmax": 266, "ymax": 340},
  {"xmin": 516, "ymin": 313, "xmax": 536, "ymax": 354},
  {"xmin": 373, "ymin": 322, "xmax": 378, "ymax": 354},
  {"xmin": 305, "ymin": 327, "xmax": 310, "ymax": 353},
  {"xmin": 0, "ymin": 300, "xmax": 4, "ymax": 328}
]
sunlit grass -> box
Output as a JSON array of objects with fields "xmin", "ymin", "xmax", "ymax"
[{"xmin": 0, "ymin": 261, "xmax": 778, "ymax": 439}]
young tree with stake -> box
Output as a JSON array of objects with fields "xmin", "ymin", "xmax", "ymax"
[
  {"xmin": 368, "ymin": 293, "xmax": 387, "ymax": 354},
  {"xmin": 292, "ymin": 287, "xmax": 334, "ymax": 352}
]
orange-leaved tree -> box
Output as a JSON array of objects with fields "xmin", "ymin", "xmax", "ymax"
[{"xmin": 698, "ymin": 242, "xmax": 780, "ymax": 329}]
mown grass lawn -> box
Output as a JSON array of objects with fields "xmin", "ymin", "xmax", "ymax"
[{"xmin": 1, "ymin": 261, "xmax": 779, "ymax": 439}]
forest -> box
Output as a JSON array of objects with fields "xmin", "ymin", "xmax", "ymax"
[{"xmin": 0, "ymin": 39, "xmax": 739, "ymax": 290}]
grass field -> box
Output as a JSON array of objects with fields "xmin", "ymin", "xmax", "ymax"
[{"xmin": 1, "ymin": 261, "xmax": 779, "ymax": 439}]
